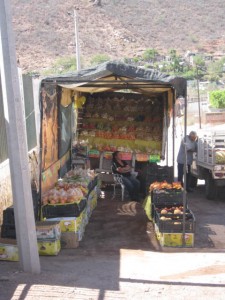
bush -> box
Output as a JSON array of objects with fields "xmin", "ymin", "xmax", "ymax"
[
  {"xmin": 142, "ymin": 48, "xmax": 158, "ymax": 62},
  {"xmin": 42, "ymin": 56, "xmax": 77, "ymax": 75},
  {"xmin": 209, "ymin": 90, "xmax": 225, "ymax": 108},
  {"xmin": 90, "ymin": 54, "xmax": 110, "ymax": 66}
]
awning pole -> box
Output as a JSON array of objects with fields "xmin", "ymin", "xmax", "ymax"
[{"xmin": 182, "ymin": 84, "xmax": 188, "ymax": 246}]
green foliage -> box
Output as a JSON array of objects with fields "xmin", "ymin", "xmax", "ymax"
[
  {"xmin": 182, "ymin": 69, "xmax": 196, "ymax": 80},
  {"xmin": 142, "ymin": 48, "xmax": 158, "ymax": 62},
  {"xmin": 169, "ymin": 49, "xmax": 177, "ymax": 59},
  {"xmin": 205, "ymin": 57, "xmax": 225, "ymax": 82},
  {"xmin": 193, "ymin": 55, "xmax": 205, "ymax": 68},
  {"xmin": 132, "ymin": 57, "xmax": 140, "ymax": 63},
  {"xmin": 90, "ymin": 54, "xmax": 110, "ymax": 66},
  {"xmin": 209, "ymin": 90, "xmax": 225, "ymax": 108},
  {"xmin": 42, "ymin": 56, "xmax": 77, "ymax": 75}
]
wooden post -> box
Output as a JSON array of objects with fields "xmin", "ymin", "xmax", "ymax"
[{"xmin": 0, "ymin": 0, "xmax": 40, "ymax": 273}]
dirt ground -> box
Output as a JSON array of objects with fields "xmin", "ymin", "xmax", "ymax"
[{"xmin": 1, "ymin": 185, "xmax": 225, "ymax": 300}]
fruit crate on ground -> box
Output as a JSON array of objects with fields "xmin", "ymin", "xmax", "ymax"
[
  {"xmin": 153, "ymin": 204, "xmax": 195, "ymax": 233},
  {"xmin": 2, "ymin": 206, "xmax": 15, "ymax": 225},
  {"xmin": 1, "ymin": 224, "xmax": 16, "ymax": 239},
  {"xmin": 37, "ymin": 239, "xmax": 61, "ymax": 256},
  {"xmin": 155, "ymin": 224, "xmax": 194, "ymax": 247},
  {"xmin": 146, "ymin": 164, "xmax": 173, "ymax": 180},
  {"xmin": 0, "ymin": 238, "xmax": 19, "ymax": 261}
]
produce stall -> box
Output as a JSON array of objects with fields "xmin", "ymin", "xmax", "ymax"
[
  {"xmin": 38, "ymin": 61, "xmax": 189, "ymax": 248},
  {"xmin": 1, "ymin": 61, "xmax": 189, "ymax": 257}
]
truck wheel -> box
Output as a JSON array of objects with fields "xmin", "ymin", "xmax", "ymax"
[
  {"xmin": 205, "ymin": 173, "xmax": 217, "ymax": 200},
  {"xmin": 190, "ymin": 176, "xmax": 198, "ymax": 188}
]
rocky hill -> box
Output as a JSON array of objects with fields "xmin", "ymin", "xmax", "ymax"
[{"xmin": 11, "ymin": 0, "xmax": 225, "ymax": 73}]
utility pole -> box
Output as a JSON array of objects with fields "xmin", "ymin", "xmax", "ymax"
[
  {"xmin": 196, "ymin": 67, "xmax": 202, "ymax": 129},
  {"xmin": 74, "ymin": 9, "xmax": 81, "ymax": 71},
  {"xmin": 0, "ymin": 0, "xmax": 40, "ymax": 273}
]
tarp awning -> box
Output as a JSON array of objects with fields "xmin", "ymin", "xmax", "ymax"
[{"xmin": 43, "ymin": 61, "xmax": 187, "ymax": 98}]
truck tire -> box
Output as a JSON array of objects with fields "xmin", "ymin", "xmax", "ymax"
[
  {"xmin": 205, "ymin": 173, "xmax": 217, "ymax": 200},
  {"xmin": 190, "ymin": 175, "xmax": 198, "ymax": 188}
]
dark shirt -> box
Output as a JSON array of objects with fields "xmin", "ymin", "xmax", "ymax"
[{"xmin": 112, "ymin": 160, "xmax": 131, "ymax": 177}]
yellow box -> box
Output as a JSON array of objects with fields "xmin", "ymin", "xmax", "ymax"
[
  {"xmin": 38, "ymin": 239, "xmax": 61, "ymax": 255},
  {"xmin": 155, "ymin": 224, "xmax": 194, "ymax": 247},
  {"xmin": 87, "ymin": 198, "xmax": 97, "ymax": 219},
  {"xmin": 0, "ymin": 239, "xmax": 19, "ymax": 261},
  {"xmin": 46, "ymin": 214, "xmax": 84, "ymax": 233}
]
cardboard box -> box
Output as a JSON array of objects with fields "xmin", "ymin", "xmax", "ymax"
[
  {"xmin": 36, "ymin": 221, "xmax": 61, "ymax": 240},
  {"xmin": 87, "ymin": 189, "xmax": 97, "ymax": 218},
  {"xmin": 38, "ymin": 239, "xmax": 61, "ymax": 255},
  {"xmin": 155, "ymin": 224, "xmax": 194, "ymax": 247},
  {"xmin": 0, "ymin": 238, "xmax": 19, "ymax": 261},
  {"xmin": 46, "ymin": 214, "xmax": 84, "ymax": 233},
  {"xmin": 61, "ymin": 232, "xmax": 79, "ymax": 249}
]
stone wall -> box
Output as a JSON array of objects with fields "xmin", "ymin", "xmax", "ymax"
[{"xmin": 205, "ymin": 112, "xmax": 225, "ymax": 124}]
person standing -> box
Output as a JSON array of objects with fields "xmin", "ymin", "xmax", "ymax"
[{"xmin": 177, "ymin": 131, "xmax": 197, "ymax": 192}]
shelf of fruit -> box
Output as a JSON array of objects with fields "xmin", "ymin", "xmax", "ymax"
[{"xmin": 78, "ymin": 94, "xmax": 164, "ymax": 154}]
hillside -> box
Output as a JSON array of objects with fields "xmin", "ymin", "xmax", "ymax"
[{"xmin": 11, "ymin": 0, "xmax": 225, "ymax": 73}]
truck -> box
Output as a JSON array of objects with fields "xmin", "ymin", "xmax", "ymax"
[{"xmin": 191, "ymin": 130, "xmax": 225, "ymax": 199}]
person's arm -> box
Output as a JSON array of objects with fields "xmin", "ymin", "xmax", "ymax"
[
  {"xmin": 116, "ymin": 161, "xmax": 131, "ymax": 174},
  {"xmin": 117, "ymin": 165, "xmax": 131, "ymax": 173}
]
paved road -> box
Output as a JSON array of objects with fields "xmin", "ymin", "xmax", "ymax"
[{"xmin": 0, "ymin": 187, "xmax": 225, "ymax": 300}]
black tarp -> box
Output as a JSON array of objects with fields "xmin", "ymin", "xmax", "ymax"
[{"xmin": 43, "ymin": 61, "xmax": 187, "ymax": 97}]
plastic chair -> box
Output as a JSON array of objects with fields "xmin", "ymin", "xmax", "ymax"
[
  {"xmin": 111, "ymin": 166, "xmax": 126, "ymax": 201},
  {"xmin": 95, "ymin": 152, "xmax": 114, "ymax": 184}
]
